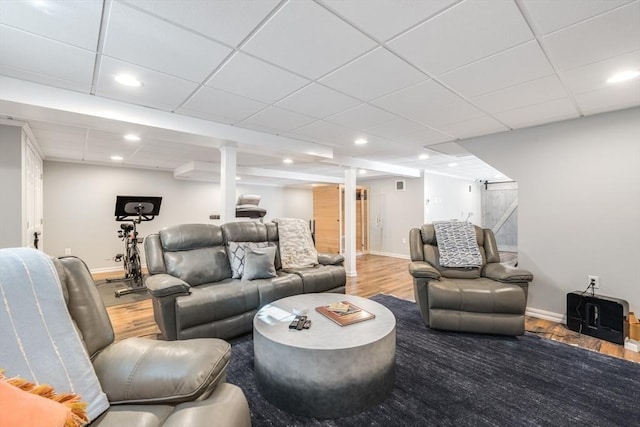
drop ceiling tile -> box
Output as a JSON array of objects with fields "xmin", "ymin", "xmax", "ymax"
[
  {"xmin": 331, "ymin": 136, "xmax": 394, "ymax": 158},
  {"xmin": 286, "ymin": 120, "xmax": 359, "ymax": 145},
  {"xmin": 234, "ymin": 122, "xmax": 280, "ymax": 135},
  {"xmin": 574, "ymin": 80, "xmax": 640, "ymax": 114},
  {"xmin": 472, "ymin": 75, "xmax": 568, "ymax": 114},
  {"xmin": 104, "ymin": 2, "xmax": 231, "ymax": 82},
  {"xmin": 436, "ymin": 115, "xmax": 509, "ymax": 139},
  {"xmin": 363, "ymin": 117, "xmax": 430, "ymax": 139},
  {"xmin": 84, "ymin": 138, "xmax": 137, "ymax": 159},
  {"xmin": 0, "ymin": 25, "xmax": 95, "ymax": 92},
  {"xmin": 319, "ymin": 47, "xmax": 427, "ymax": 101},
  {"xmin": 242, "ymin": 0, "xmax": 376, "ymax": 79},
  {"xmin": 320, "ymin": 0, "xmax": 458, "ymax": 41},
  {"xmin": 563, "ymin": 50, "xmax": 640, "ymax": 94},
  {"xmin": 206, "ymin": 53, "xmax": 310, "ymax": 103},
  {"xmin": 521, "ymin": 0, "xmax": 632, "ymax": 35},
  {"xmin": 424, "ymin": 141, "xmax": 470, "ymax": 157},
  {"xmin": 276, "ymin": 83, "xmax": 361, "ymax": 118},
  {"xmin": 495, "ymin": 98, "xmax": 579, "ymax": 128},
  {"xmin": 0, "ymin": 1, "xmax": 103, "ymax": 50},
  {"xmin": 388, "ymin": 0, "xmax": 533, "ymax": 76},
  {"xmin": 543, "ymin": 2, "xmax": 640, "ymax": 71},
  {"xmin": 177, "ymin": 86, "xmax": 267, "ymax": 123},
  {"xmin": 397, "ymin": 128, "xmax": 453, "ymax": 146},
  {"xmin": 325, "ymin": 103, "xmax": 397, "ymax": 129},
  {"xmin": 30, "ymin": 128, "xmax": 86, "ymax": 151},
  {"xmin": 440, "ymin": 41, "xmax": 555, "ymax": 98},
  {"xmin": 96, "ymin": 57, "xmax": 198, "ymax": 111},
  {"xmin": 123, "ymin": 0, "xmax": 279, "ymax": 47},
  {"xmin": 133, "ymin": 141, "xmax": 218, "ymax": 163},
  {"xmin": 372, "ymin": 80, "xmax": 485, "ymax": 127},
  {"xmin": 43, "ymin": 149, "xmax": 84, "ymax": 161},
  {"xmin": 27, "ymin": 120, "xmax": 88, "ymax": 147},
  {"xmin": 237, "ymin": 106, "xmax": 316, "ymax": 132}
]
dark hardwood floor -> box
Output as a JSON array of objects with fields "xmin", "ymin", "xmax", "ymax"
[{"xmin": 96, "ymin": 254, "xmax": 639, "ymax": 363}]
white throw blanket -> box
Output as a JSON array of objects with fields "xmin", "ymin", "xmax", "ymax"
[
  {"xmin": 0, "ymin": 248, "xmax": 109, "ymax": 421},
  {"xmin": 433, "ymin": 221, "xmax": 483, "ymax": 268},
  {"xmin": 274, "ymin": 218, "xmax": 318, "ymax": 269}
]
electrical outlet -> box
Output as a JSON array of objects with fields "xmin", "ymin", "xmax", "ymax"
[
  {"xmin": 588, "ymin": 275, "xmax": 600, "ymax": 289},
  {"xmin": 402, "ymin": 238, "xmax": 407, "ymax": 244},
  {"xmin": 64, "ymin": 248, "xmax": 71, "ymax": 255}
]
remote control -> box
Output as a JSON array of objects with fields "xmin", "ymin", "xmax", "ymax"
[
  {"xmin": 289, "ymin": 317, "xmax": 300, "ymax": 329},
  {"xmin": 296, "ymin": 316, "xmax": 307, "ymax": 330},
  {"xmin": 302, "ymin": 320, "xmax": 311, "ymax": 329}
]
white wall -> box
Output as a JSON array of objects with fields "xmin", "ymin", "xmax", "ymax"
[
  {"xmin": 424, "ymin": 172, "xmax": 482, "ymax": 225},
  {"xmin": 367, "ymin": 177, "xmax": 424, "ymax": 258},
  {"xmin": 0, "ymin": 125, "xmax": 23, "ymax": 248},
  {"xmin": 365, "ymin": 174, "xmax": 481, "ymax": 258},
  {"xmin": 461, "ymin": 107, "xmax": 640, "ymax": 317},
  {"xmin": 43, "ymin": 162, "xmax": 312, "ymax": 270},
  {"xmin": 282, "ymin": 187, "xmax": 313, "ymax": 221}
]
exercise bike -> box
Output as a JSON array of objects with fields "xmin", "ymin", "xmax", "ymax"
[
  {"xmin": 109, "ymin": 196, "xmax": 162, "ymax": 297},
  {"xmin": 111, "ymin": 222, "xmax": 143, "ymax": 290}
]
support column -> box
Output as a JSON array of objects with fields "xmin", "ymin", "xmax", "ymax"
[
  {"xmin": 344, "ymin": 168, "xmax": 357, "ymax": 277},
  {"xmin": 220, "ymin": 144, "xmax": 237, "ymax": 224}
]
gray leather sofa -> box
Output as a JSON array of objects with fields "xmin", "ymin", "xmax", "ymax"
[
  {"xmin": 144, "ymin": 221, "xmax": 346, "ymax": 341},
  {"xmin": 54, "ymin": 255, "xmax": 251, "ymax": 427},
  {"xmin": 408, "ymin": 224, "xmax": 533, "ymax": 336}
]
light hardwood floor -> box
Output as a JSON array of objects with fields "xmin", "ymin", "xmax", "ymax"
[{"xmin": 98, "ymin": 254, "xmax": 639, "ymax": 363}]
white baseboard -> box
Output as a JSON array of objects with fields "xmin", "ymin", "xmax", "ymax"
[
  {"xmin": 90, "ymin": 266, "xmax": 121, "ymax": 275},
  {"xmin": 526, "ymin": 306, "xmax": 565, "ymax": 323},
  {"xmin": 624, "ymin": 338, "xmax": 640, "ymax": 352},
  {"xmin": 369, "ymin": 251, "xmax": 410, "ymax": 260}
]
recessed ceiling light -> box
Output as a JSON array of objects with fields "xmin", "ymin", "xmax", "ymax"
[
  {"xmin": 354, "ymin": 138, "xmax": 368, "ymax": 145},
  {"xmin": 358, "ymin": 169, "xmax": 367, "ymax": 174},
  {"xmin": 448, "ymin": 162, "xmax": 458, "ymax": 167},
  {"xmin": 124, "ymin": 134, "xmax": 140, "ymax": 142},
  {"xmin": 110, "ymin": 155, "xmax": 123, "ymax": 161},
  {"xmin": 114, "ymin": 74, "xmax": 143, "ymax": 87},
  {"xmin": 418, "ymin": 153, "xmax": 430, "ymax": 160},
  {"xmin": 283, "ymin": 158, "xmax": 293, "ymax": 164},
  {"xmin": 607, "ymin": 70, "xmax": 640, "ymax": 84},
  {"xmin": 235, "ymin": 176, "xmax": 241, "ymax": 180}
]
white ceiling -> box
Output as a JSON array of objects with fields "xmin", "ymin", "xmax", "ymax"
[{"xmin": 0, "ymin": 0, "xmax": 639, "ymax": 186}]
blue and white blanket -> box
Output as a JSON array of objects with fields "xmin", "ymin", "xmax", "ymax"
[
  {"xmin": 0, "ymin": 248, "xmax": 109, "ymax": 421},
  {"xmin": 433, "ymin": 221, "xmax": 483, "ymax": 268}
]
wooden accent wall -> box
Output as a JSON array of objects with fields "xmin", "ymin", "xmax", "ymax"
[
  {"xmin": 313, "ymin": 185, "xmax": 369, "ymax": 254},
  {"xmin": 313, "ymin": 185, "xmax": 340, "ymax": 253}
]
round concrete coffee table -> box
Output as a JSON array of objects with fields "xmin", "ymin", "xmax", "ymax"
[{"xmin": 253, "ymin": 293, "xmax": 396, "ymax": 418}]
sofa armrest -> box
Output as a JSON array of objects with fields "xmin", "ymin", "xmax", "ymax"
[
  {"xmin": 483, "ymin": 262, "xmax": 533, "ymax": 283},
  {"xmin": 317, "ymin": 252, "xmax": 344, "ymax": 266},
  {"xmin": 93, "ymin": 338, "xmax": 230, "ymax": 405},
  {"xmin": 145, "ymin": 273, "xmax": 191, "ymax": 298},
  {"xmin": 409, "ymin": 261, "xmax": 441, "ymax": 280}
]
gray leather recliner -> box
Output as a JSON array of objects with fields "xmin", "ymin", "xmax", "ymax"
[
  {"xmin": 408, "ymin": 224, "xmax": 533, "ymax": 336},
  {"xmin": 53, "ymin": 255, "xmax": 251, "ymax": 427},
  {"xmin": 144, "ymin": 222, "xmax": 346, "ymax": 341}
]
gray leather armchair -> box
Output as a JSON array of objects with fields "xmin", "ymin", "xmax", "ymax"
[
  {"xmin": 54, "ymin": 256, "xmax": 251, "ymax": 426},
  {"xmin": 408, "ymin": 224, "xmax": 533, "ymax": 336}
]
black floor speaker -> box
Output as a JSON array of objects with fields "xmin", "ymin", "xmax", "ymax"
[{"xmin": 566, "ymin": 292, "xmax": 629, "ymax": 345}]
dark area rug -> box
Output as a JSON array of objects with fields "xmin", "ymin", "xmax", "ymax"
[
  {"xmin": 95, "ymin": 279, "xmax": 150, "ymax": 307},
  {"xmin": 227, "ymin": 294, "xmax": 640, "ymax": 427}
]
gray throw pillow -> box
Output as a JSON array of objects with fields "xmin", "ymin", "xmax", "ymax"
[
  {"xmin": 227, "ymin": 241, "xmax": 268, "ymax": 279},
  {"xmin": 242, "ymin": 246, "xmax": 277, "ymax": 281}
]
